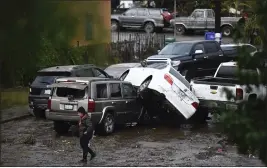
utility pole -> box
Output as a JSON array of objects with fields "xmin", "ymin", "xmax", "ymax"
[
  {"xmin": 214, "ymin": 0, "xmax": 221, "ymax": 44},
  {"xmin": 173, "ymin": 0, "xmax": 176, "ymax": 37}
]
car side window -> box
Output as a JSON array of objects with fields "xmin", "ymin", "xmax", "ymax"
[
  {"xmin": 192, "ymin": 11, "xmax": 204, "ymax": 18},
  {"xmin": 137, "ymin": 8, "xmax": 148, "ymax": 16},
  {"xmin": 75, "ymin": 69, "xmax": 94, "ymax": 77},
  {"xmin": 193, "ymin": 44, "xmax": 205, "ymax": 53},
  {"xmin": 96, "ymin": 84, "xmax": 108, "ymax": 99},
  {"xmin": 125, "ymin": 9, "xmax": 137, "ymax": 16},
  {"xmin": 110, "ymin": 83, "xmax": 122, "ymax": 98},
  {"xmin": 244, "ymin": 45, "xmax": 257, "ymax": 53},
  {"xmin": 204, "ymin": 42, "xmax": 219, "ymax": 53},
  {"xmin": 93, "ymin": 68, "xmax": 107, "ymax": 78},
  {"xmin": 207, "ymin": 10, "xmax": 214, "ymax": 18},
  {"xmin": 122, "ymin": 83, "xmax": 136, "ymax": 98}
]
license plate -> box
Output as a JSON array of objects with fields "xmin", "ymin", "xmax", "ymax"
[
  {"xmin": 64, "ymin": 104, "xmax": 73, "ymax": 110},
  {"xmin": 172, "ymin": 85, "xmax": 185, "ymax": 99},
  {"xmin": 44, "ymin": 89, "xmax": 51, "ymax": 95}
]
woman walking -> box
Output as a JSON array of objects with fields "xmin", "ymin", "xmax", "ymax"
[{"xmin": 78, "ymin": 107, "xmax": 96, "ymax": 163}]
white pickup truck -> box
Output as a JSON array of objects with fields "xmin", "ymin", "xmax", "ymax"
[{"xmin": 190, "ymin": 61, "xmax": 266, "ymax": 117}]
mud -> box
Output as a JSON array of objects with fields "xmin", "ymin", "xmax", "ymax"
[{"xmin": 1, "ymin": 117, "xmax": 264, "ymax": 166}]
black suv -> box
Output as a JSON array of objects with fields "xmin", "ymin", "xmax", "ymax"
[
  {"xmin": 29, "ymin": 64, "xmax": 112, "ymax": 118},
  {"xmin": 147, "ymin": 40, "xmax": 232, "ymax": 81}
]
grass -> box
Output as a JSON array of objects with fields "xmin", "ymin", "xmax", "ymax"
[{"xmin": 1, "ymin": 88, "xmax": 29, "ymax": 110}]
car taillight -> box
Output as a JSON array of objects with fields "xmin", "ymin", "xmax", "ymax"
[
  {"xmin": 48, "ymin": 98, "xmax": 51, "ymax": 110},
  {"xmin": 191, "ymin": 102, "xmax": 198, "ymax": 109},
  {"xmin": 164, "ymin": 74, "xmax": 173, "ymax": 85},
  {"xmin": 236, "ymin": 88, "xmax": 243, "ymax": 100},
  {"xmin": 88, "ymin": 99, "xmax": 95, "ymax": 112}
]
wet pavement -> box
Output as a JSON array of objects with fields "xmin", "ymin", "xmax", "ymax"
[{"xmin": 1, "ymin": 117, "xmax": 264, "ymax": 166}]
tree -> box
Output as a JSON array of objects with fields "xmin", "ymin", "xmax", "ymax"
[{"xmin": 220, "ymin": 0, "xmax": 267, "ymax": 165}]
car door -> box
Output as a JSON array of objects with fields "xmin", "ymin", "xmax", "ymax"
[
  {"xmin": 92, "ymin": 68, "xmax": 110, "ymax": 78},
  {"xmin": 136, "ymin": 8, "xmax": 149, "ymax": 27},
  {"xmin": 192, "ymin": 10, "xmax": 206, "ymax": 29},
  {"xmin": 121, "ymin": 83, "xmax": 140, "ymax": 123},
  {"xmin": 119, "ymin": 8, "xmax": 138, "ymax": 27},
  {"xmin": 109, "ymin": 83, "xmax": 126, "ymax": 124},
  {"xmin": 203, "ymin": 42, "xmax": 225, "ymax": 75},
  {"xmin": 190, "ymin": 43, "xmax": 207, "ymax": 77},
  {"xmin": 206, "ymin": 10, "xmax": 215, "ymax": 29}
]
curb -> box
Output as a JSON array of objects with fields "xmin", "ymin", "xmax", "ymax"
[{"xmin": 1, "ymin": 114, "xmax": 32, "ymax": 124}]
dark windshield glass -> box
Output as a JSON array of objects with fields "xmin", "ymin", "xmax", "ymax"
[
  {"xmin": 216, "ymin": 66, "xmax": 257, "ymax": 78},
  {"xmin": 159, "ymin": 43, "xmax": 193, "ymax": 55},
  {"xmin": 56, "ymin": 87, "xmax": 85, "ymax": 99},
  {"xmin": 105, "ymin": 67, "xmax": 130, "ymax": 78},
  {"xmin": 32, "ymin": 71, "xmax": 71, "ymax": 85}
]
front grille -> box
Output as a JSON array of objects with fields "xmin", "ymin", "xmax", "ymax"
[{"xmin": 31, "ymin": 88, "xmax": 42, "ymax": 95}]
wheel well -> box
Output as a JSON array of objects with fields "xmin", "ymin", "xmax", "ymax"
[
  {"xmin": 221, "ymin": 24, "xmax": 233, "ymax": 29},
  {"xmin": 175, "ymin": 24, "xmax": 186, "ymax": 29},
  {"xmin": 144, "ymin": 21, "xmax": 154, "ymax": 27},
  {"xmin": 248, "ymin": 94, "xmax": 257, "ymax": 101},
  {"xmin": 106, "ymin": 110, "xmax": 115, "ymax": 117}
]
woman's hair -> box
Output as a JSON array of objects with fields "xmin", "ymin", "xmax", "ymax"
[{"xmin": 77, "ymin": 107, "xmax": 86, "ymax": 114}]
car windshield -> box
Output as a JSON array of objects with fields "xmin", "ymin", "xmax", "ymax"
[
  {"xmin": 216, "ymin": 66, "xmax": 258, "ymax": 78},
  {"xmin": 159, "ymin": 43, "xmax": 193, "ymax": 55},
  {"xmin": 105, "ymin": 67, "xmax": 131, "ymax": 78},
  {"xmin": 32, "ymin": 71, "xmax": 71, "ymax": 85},
  {"xmin": 145, "ymin": 62, "xmax": 168, "ymax": 69}
]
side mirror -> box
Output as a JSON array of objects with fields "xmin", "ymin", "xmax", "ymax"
[
  {"xmin": 140, "ymin": 60, "xmax": 147, "ymax": 67},
  {"xmin": 171, "ymin": 60, "xmax": 181, "ymax": 67},
  {"xmin": 194, "ymin": 49, "xmax": 203, "ymax": 55},
  {"xmin": 157, "ymin": 50, "xmax": 161, "ymax": 54}
]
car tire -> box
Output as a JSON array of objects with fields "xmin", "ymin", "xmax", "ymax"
[
  {"xmin": 191, "ymin": 107, "xmax": 209, "ymax": 124},
  {"xmin": 111, "ymin": 20, "xmax": 119, "ymax": 32},
  {"xmin": 221, "ymin": 25, "xmax": 233, "ymax": 37},
  {"xmin": 144, "ymin": 22, "xmax": 155, "ymax": 33},
  {"xmin": 175, "ymin": 24, "xmax": 186, "ymax": 35},
  {"xmin": 33, "ymin": 108, "xmax": 46, "ymax": 119},
  {"xmin": 54, "ymin": 121, "xmax": 71, "ymax": 135},
  {"xmin": 99, "ymin": 112, "xmax": 115, "ymax": 135}
]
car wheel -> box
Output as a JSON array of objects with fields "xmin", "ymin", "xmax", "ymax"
[
  {"xmin": 111, "ymin": 20, "xmax": 119, "ymax": 32},
  {"xmin": 175, "ymin": 24, "xmax": 186, "ymax": 35},
  {"xmin": 54, "ymin": 121, "xmax": 71, "ymax": 135},
  {"xmin": 191, "ymin": 107, "xmax": 209, "ymax": 124},
  {"xmin": 99, "ymin": 113, "xmax": 115, "ymax": 135},
  {"xmin": 222, "ymin": 25, "xmax": 233, "ymax": 37},
  {"xmin": 144, "ymin": 22, "xmax": 155, "ymax": 33}
]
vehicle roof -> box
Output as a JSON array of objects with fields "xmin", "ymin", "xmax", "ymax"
[
  {"xmin": 38, "ymin": 64, "xmax": 95, "ymax": 72},
  {"xmin": 220, "ymin": 61, "xmax": 237, "ymax": 66},
  {"xmin": 172, "ymin": 40, "xmax": 216, "ymax": 44},
  {"xmin": 56, "ymin": 77, "xmax": 126, "ymax": 83},
  {"xmin": 220, "ymin": 43, "xmax": 252, "ymax": 47},
  {"xmin": 106, "ymin": 63, "xmax": 141, "ymax": 68}
]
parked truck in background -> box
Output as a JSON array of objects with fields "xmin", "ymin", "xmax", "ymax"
[
  {"xmin": 190, "ymin": 61, "xmax": 267, "ymax": 121},
  {"xmin": 170, "ymin": 9, "xmax": 242, "ymax": 37}
]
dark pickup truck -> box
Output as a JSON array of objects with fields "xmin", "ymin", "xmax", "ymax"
[{"xmin": 146, "ymin": 40, "xmax": 234, "ymax": 82}]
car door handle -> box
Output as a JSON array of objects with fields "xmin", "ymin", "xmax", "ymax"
[
  {"xmin": 112, "ymin": 102, "xmax": 116, "ymax": 105},
  {"xmin": 193, "ymin": 59, "xmax": 197, "ymax": 61},
  {"xmin": 131, "ymin": 16, "xmax": 134, "ymax": 17},
  {"xmin": 125, "ymin": 101, "xmax": 129, "ymax": 104},
  {"xmin": 204, "ymin": 56, "xmax": 208, "ymax": 59},
  {"xmin": 219, "ymin": 54, "xmax": 223, "ymax": 56}
]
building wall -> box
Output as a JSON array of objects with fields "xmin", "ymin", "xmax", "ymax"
[{"xmin": 61, "ymin": 1, "xmax": 111, "ymax": 46}]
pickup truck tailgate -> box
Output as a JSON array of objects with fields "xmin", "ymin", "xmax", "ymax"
[{"xmin": 191, "ymin": 80, "xmax": 236, "ymax": 102}]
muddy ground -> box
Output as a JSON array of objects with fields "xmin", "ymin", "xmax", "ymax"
[{"xmin": 0, "ymin": 117, "xmax": 264, "ymax": 166}]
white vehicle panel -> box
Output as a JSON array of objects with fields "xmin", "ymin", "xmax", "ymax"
[{"xmin": 124, "ymin": 65, "xmax": 199, "ymax": 119}]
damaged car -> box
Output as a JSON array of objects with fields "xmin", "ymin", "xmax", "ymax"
[{"xmin": 119, "ymin": 59, "xmax": 199, "ymax": 122}]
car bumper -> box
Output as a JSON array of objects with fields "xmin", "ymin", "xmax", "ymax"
[
  {"xmin": 28, "ymin": 95, "xmax": 49, "ymax": 110},
  {"xmin": 155, "ymin": 23, "xmax": 164, "ymax": 28},
  {"xmin": 45, "ymin": 110, "xmax": 103, "ymax": 124},
  {"xmin": 199, "ymin": 99, "xmax": 238, "ymax": 112}
]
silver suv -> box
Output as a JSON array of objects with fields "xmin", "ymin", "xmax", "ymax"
[{"xmin": 45, "ymin": 77, "xmax": 142, "ymax": 135}]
